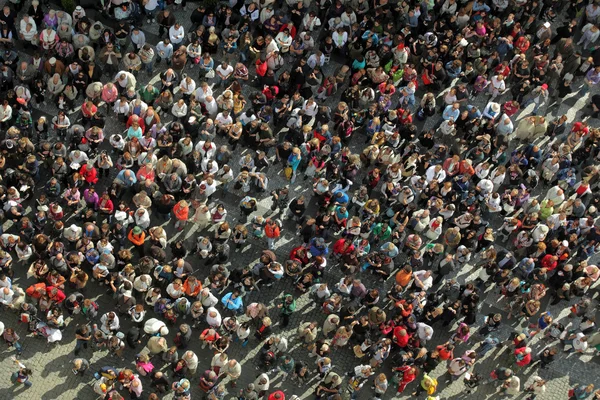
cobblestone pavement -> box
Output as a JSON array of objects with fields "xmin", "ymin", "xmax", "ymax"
[{"xmin": 0, "ymin": 1, "xmax": 599, "ymax": 400}]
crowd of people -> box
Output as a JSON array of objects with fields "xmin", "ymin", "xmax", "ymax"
[{"xmin": 0, "ymin": 0, "xmax": 598, "ymax": 398}]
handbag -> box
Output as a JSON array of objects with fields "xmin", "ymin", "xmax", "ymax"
[
  {"xmin": 284, "ymin": 166, "xmax": 293, "ymax": 180},
  {"xmin": 205, "ymin": 69, "xmax": 215, "ymax": 79}
]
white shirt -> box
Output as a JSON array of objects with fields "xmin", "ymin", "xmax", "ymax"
[
  {"xmin": 206, "ymin": 306, "xmax": 222, "ymax": 327},
  {"xmin": 425, "ymin": 166, "xmax": 446, "ymax": 184},
  {"xmin": 179, "ymin": 79, "xmax": 196, "ymax": 95},
  {"xmin": 216, "ymin": 64, "xmax": 234, "ymax": 79},
  {"xmin": 195, "ymin": 86, "xmax": 213, "ymax": 102},
  {"xmin": 302, "ymin": 100, "xmax": 318, "ymax": 117},
  {"xmin": 0, "ymin": 288, "xmax": 14, "ymax": 305},
  {"xmin": 169, "ymin": 25, "xmax": 185, "ymax": 44},
  {"xmin": 215, "ymin": 113, "xmax": 233, "ymax": 127},
  {"xmin": 100, "ymin": 313, "xmax": 120, "ymax": 333},
  {"xmin": 413, "ymin": 270, "xmax": 433, "ymax": 291}
]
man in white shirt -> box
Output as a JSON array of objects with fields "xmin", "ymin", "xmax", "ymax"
[
  {"xmin": 545, "ymin": 185, "xmax": 565, "ymax": 206},
  {"xmin": 215, "ymin": 110, "xmax": 233, "ymax": 135},
  {"xmin": 144, "ymin": 0, "xmax": 159, "ymax": 23},
  {"xmin": 169, "ymin": 23, "xmax": 185, "ymax": 45},
  {"xmin": 0, "ymin": 102, "xmax": 12, "ymax": 128},
  {"xmin": 100, "ymin": 312, "xmax": 120, "ymax": 334},
  {"xmin": 425, "ymin": 165, "xmax": 447, "ymax": 184},
  {"xmin": 203, "ymin": 96, "xmax": 218, "ymax": 118},
  {"xmin": 412, "ymin": 270, "xmax": 433, "ymax": 291},
  {"xmin": 564, "ymin": 332, "xmax": 588, "ymax": 353},
  {"xmin": 215, "ymin": 61, "xmax": 234, "ymax": 88},
  {"xmin": 19, "ymin": 15, "xmax": 36, "ymax": 37},
  {"xmin": 0, "ymin": 287, "xmax": 14, "ymax": 306}
]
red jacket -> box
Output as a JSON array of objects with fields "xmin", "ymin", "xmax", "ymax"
[
  {"xmin": 47, "ymin": 286, "xmax": 66, "ymax": 303},
  {"xmin": 333, "ymin": 239, "xmax": 355, "ymax": 255},
  {"xmin": 393, "ymin": 326, "xmax": 410, "ymax": 347},
  {"xmin": 79, "ymin": 165, "xmax": 99, "ymax": 184},
  {"xmin": 289, "ymin": 246, "xmax": 310, "ymax": 265},
  {"xmin": 540, "ymin": 254, "xmax": 558, "ymax": 271},
  {"xmin": 514, "ymin": 347, "xmax": 532, "ymax": 366},
  {"xmin": 503, "ymin": 101, "xmax": 520, "ymax": 117},
  {"xmin": 494, "ymin": 64, "xmax": 510, "ymax": 77},
  {"xmin": 26, "ymin": 282, "xmax": 47, "ymax": 299},
  {"xmin": 264, "ymin": 221, "xmax": 280, "ymax": 238},
  {"xmin": 126, "ymin": 115, "xmax": 146, "ymax": 133},
  {"xmin": 268, "ymin": 391, "xmax": 285, "ymax": 400},
  {"xmin": 98, "ymin": 197, "xmax": 114, "ymax": 214}
]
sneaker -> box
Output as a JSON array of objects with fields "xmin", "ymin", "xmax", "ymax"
[{"xmin": 147, "ymin": 18, "xmax": 151, "ymax": 23}]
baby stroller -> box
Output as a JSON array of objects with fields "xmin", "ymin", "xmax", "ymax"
[{"xmin": 31, "ymin": 316, "xmax": 62, "ymax": 343}]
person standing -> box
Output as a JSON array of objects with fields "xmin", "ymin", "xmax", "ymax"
[
  {"xmin": 220, "ymin": 359, "xmax": 242, "ymax": 388},
  {"xmin": 74, "ymin": 324, "xmax": 91, "ymax": 356},
  {"xmin": 128, "ymin": 226, "xmax": 146, "ymax": 258},
  {"xmin": 10, "ymin": 358, "xmax": 32, "ymax": 388},
  {"xmin": 172, "ymin": 200, "xmax": 189, "ymax": 231},
  {"xmin": 264, "ymin": 218, "xmax": 281, "ymax": 250},
  {"xmin": 277, "ymin": 294, "xmax": 296, "ymax": 327}
]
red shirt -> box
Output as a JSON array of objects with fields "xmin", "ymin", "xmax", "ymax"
[
  {"xmin": 515, "ymin": 347, "xmax": 532, "ymax": 366},
  {"xmin": 81, "ymin": 103, "xmax": 97, "ymax": 118},
  {"xmin": 393, "ymin": 327, "xmax": 410, "ymax": 347},
  {"xmin": 540, "ymin": 254, "xmax": 558, "ymax": 271},
  {"xmin": 436, "ymin": 345, "xmax": 454, "ymax": 360},
  {"xmin": 126, "ymin": 116, "xmax": 146, "ymax": 133},
  {"xmin": 79, "ymin": 165, "xmax": 99, "ymax": 184},
  {"xmin": 503, "ymin": 101, "xmax": 519, "ymax": 117},
  {"xmin": 333, "ymin": 239, "xmax": 355, "ymax": 255},
  {"xmin": 268, "ymin": 391, "xmax": 286, "ymax": 400},
  {"xmin": 495, "ymin": 64, "xmax": 511, "ymax": 77},
  {"xmin": 571, "ymin": 122, "xmax": 589, "ymax": 136},
  {"xmin": 46, "ymin": 286, "xmax": 66, "ymax": 303}
]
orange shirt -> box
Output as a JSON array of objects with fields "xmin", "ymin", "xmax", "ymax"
[
  {"xmin": 128, "ymin": 230, "xmax": 146, "ymax": 246},
  {"xmin": 395, "ymin": 270, "xmax": 412, "ymax": 287}
]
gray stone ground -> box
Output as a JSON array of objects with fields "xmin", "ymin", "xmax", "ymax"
[{"xmin": 0, "ymin": 1, "xmax": 598, "ymax": 400}]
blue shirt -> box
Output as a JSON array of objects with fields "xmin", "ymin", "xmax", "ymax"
[
  {"xmin": 287, "ymin": 153, "xmax": 301, "ymax": 171},
  {"xmin": 221, "ymin": 292, "xmax": 243, "ymax": 311},
  {"xmin": 332, "ymin": 190, "xmax": 349, "ymax": 205},
  {"xmin": 442, "ymin": 105, "xmax": 460, "ymax": 121},
  {"xmin": 116, "ymin": 170, "xmax": 138, "ymax": 187},
  {"xmin": 334, "ymin": 206, "xmax": 349, "ymax": 221}
]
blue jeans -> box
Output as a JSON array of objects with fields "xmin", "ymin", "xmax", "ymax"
[
  {"xmin": 580, "ymin": 81, "xmax": 591, "ymax": 95},
  {"xmin": 12, "ymin": 341, "xmax": 22, "ymax": 353},
  {"xmin": 216, "ymin": 76, "xmax": 230, "ymax": 88},
  {"xmin": 266, "ymin": 237, "xmax": 275, "ymax": 250},
  {"xmin": 74, "ymin": 339, "xmax": 88, "ymax": 356},
  {"xmin": 143, "ymin": 61, "xmax": 153, "ymax": 73}
]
